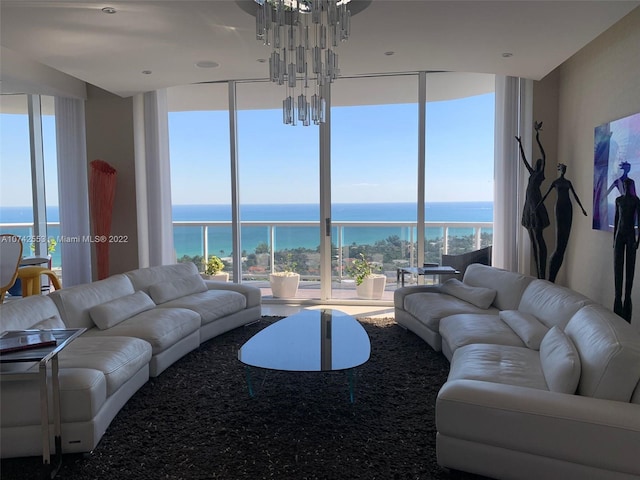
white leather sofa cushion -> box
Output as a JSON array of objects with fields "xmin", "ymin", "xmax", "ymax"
[
  {"xmin": 518, "ymin": 279, "xmax": 592, "ymax": 330},
  {"xmin": 158, "ymin": 290, "xmax": 247, "ymax": 324},
  {"xmin": 0, "ymin": 295, "xmax": 62, "ymax": 331},
  {"xmin": 89, "ymin": 291, "xmax": 156, "ymax": 329},
  {"xmin": 202, "ymin": 281, "xmax": 262, "ymax": 309},
  {"xmin": 440, "ymin": 313, "xmax": 526, "ymax": 357},
  {"xmin": 565, "ymin": 304, "xmax": 640, "ymax": 402},
  {"xmin": 149, "ymin": 274, "xmax": 208, "ymax": 304},
  {"xmin": 440, "ymin": 279, "xmax": 496, "ymax": 309},
  {"xmin": 499, "ymin": 310, "xmax": 549, "ymax": 350},
  {"xmin": 404, "ymin": 292, "xmax": 500, "ymax": 331},
  {"xmin": 50, "ymin": 274, "xmax": 136, "ymax": 329},
  {"xmin": 125, "ymin": 262, "xmax": 201, "ymax": 294},
  {"xmin": 436, "ymin": 379, "xmax": 640, "ymax": 477},
  {"xmin": 448, "ymin": 343, "xmax": 548, "ymax": 391},
  {"xmin": 29, "ymin": 314, "xmax": 66, "ymax": 330},
  {"xmin": 539, "ymin": 326, "xmax": 581, "ymax": 394},
  {"xmin": 463, "ymin": 264, "xmax": 533, "ymax": 311},
  {"xmin": 1, "ymin": 368, "xmax": 106, "ymax": 425},
  {"xmin": 58, "ymin": 336, "xmax": 152, "ymax": 396},
  {"xmin": 82, "ymin": 307, "xmax": 200, "ymax": 355}
]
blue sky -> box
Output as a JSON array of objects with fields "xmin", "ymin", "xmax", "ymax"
[
  {"xmin": 0, "ymin": 92, "xmax": 494, "ymax": 208},
  {"xmin": 168, "ymin": 92, "xmax": 495, "ymax": 205},
  {"xmin": 0, "ymin": 114, "xmax": 58, "ymax": 207}
]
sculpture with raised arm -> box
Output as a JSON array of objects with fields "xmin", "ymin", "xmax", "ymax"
[
  {"xmin": 613, "ymin": 177, "xmax": 640, "ymax": 322},
  {"xmin": 607, "ymin": 161, "xmax": 636, "ymax": 197},
  {"xmin": 516, "ymin": 121, "xmax": 549, "ymax": 279},
  {"xmin": 539, "ymin": 163, "xmax": 587, "ymax": 283}
]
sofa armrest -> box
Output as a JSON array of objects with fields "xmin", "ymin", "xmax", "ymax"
[
  {"xmin": 203, "ymin": 281, "xmax": 261, "ymax": 308},
  {"xmin": 436, "ymin": 379, "xmax": 640, "ymax": 475},
  {"xmin": 393, "ymin": 285, "xmax": 442, "ymax": 309}
]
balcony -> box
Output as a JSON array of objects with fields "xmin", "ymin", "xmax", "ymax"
[
  {"xmin": 173, "ymin": 220, "xmax": 493, "ymax": 303},
  {"xmin": 1, "ymin": 220, "xmax": 492, "ymax": 303}
]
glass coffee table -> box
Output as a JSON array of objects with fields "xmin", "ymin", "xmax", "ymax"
[{"xmin": 238, "ymin": 309, "xmax": 370, "ymax": 402}]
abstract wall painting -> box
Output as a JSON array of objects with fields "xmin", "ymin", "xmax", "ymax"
[{"xmin": 593, "ymin": 112, "xmax": 640, "ymax": 232}]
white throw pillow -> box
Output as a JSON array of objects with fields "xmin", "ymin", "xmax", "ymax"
[
  {"xmin": 90, "ymin": 291, "xmax": 156, "ymax": 330},
  {"xmin": 539, "ymin": 326, "xmax": 581, "ymax": 394},
  {"xmin": 499, "ymin": 310, "xmax": 549, "ymax": 350},
  {"xmin": 149, "ymin": 274, "xmax": 207, "ymax": 304},
  {"xmin": 440, "ymin": 278, "xmax": 496, "ymax": 309},
  {"xmin": 29, "ymin": 315, "xmax": 66, "ymax": 330}
]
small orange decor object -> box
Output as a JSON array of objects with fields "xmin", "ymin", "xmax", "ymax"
[{"xmin": 89, "ymin": 160, "xmax": 117, "ymax": 280}]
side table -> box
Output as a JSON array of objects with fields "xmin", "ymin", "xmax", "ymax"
[
  {"xmin": 396, "ymin": 265, "xmax": 460, "ymax": 287},
  {"xmin": 0, "ymin": 328, "xmax": 85, "ymax": 478}
]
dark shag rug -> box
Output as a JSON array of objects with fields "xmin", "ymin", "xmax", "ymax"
[{"xmin": 1, "ymin": 316, "xmax": 490, "ymax": 480}]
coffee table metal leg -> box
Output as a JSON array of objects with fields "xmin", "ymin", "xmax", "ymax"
[{"xmin": 244, "ymin": 366, "xmax": 254, "ymax": 397}]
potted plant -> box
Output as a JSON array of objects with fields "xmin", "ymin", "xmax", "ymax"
[
  {"xmin": 30, "ymin": 237, "xmax": 57, "ymax": 256},
  {"xmin": 269, "ymin": 253, "xmax": 300, "ymax": 298},
  {"xmin": 201, "ymin": 255, "xmax": 229, "ymax": 282},
  {"xmin": 346, "ymin": 253, "xmax": 387, "ymax": 299}
]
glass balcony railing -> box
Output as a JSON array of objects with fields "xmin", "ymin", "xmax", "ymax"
[
  {"xmin": 172, "ymin": 220, "xmax": 493, "ymax": 283},
  {"xmin": 1, "ymin": 220, "xmax": 493, "ymax": 298}
]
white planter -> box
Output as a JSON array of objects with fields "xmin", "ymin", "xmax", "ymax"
[
  {"xmin": 356, "ymin": 274, "xmax": 387, "ymax": 300},
  {"xmin": 200, "ymin": 272, "xmax": 229, "ymax": 282},
  {"xmin": 269, "ymin": 273, "xmax": 300, "ymax": 298}
]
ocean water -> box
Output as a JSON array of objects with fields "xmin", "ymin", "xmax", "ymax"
[{"xmin": 1, "ymin": 202, "xmax": 493, "ymax": 263}]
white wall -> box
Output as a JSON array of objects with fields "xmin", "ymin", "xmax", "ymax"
[{"xmin": 540, "ymin": 7, "xmax": 640, "ymax": 329}]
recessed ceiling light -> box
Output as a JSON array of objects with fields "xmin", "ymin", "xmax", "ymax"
[
  {"xmin": 384, "ymin": 51, "xmax": 395, "ymax": 56},
  {"xmin": 257, "ymin": 58, "xmax": 267, "ymax": 63},
  {"xmin": 101, "ymin": 7, "xmax": 116, "ymax": 14},
  {"xmin": 141, "ymin": 70, "xmax": 152, "ymax": 75},
  {"xmin": 502, "ymin": 52, "xmax": 513, "ymax": 58},
  {"xmin": 195, "ymin": 61, "xmax": 219, "ymax": 69}
]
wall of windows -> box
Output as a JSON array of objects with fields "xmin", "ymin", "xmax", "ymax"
[
  {"xmin": 166, "ymin": 72, "xmax": 495, "ymax": 303},
  {"xmin": 168, "ymin": 83, "xmax": 232, "ymax": 276},
  {"xmin": 0, "ymin": 94, "xmax": 59, "ymax": 268}
]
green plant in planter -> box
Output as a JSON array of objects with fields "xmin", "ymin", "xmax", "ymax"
[
  {"xmin": 30, "ymin": 237, "xmax": 57, "ymax": 255},
  {"xmin": 275, "ymin": 253, "xmax": 298, "ymax": 274},
  {"xmin": 346, "ymin": 253, "xmax": 382, "ymax": 286},
  {"xmin": 203, "ymin": 255, "xmax": 225, "ymax": 275}
]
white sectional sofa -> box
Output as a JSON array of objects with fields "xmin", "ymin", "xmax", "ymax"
[
  {"xmin": 0, "ymin": 262, "xmax": 261, "ymax": 458},
  {"xmin": 394, "ymin": 263, "xmax": 640, "ymax": 480}
]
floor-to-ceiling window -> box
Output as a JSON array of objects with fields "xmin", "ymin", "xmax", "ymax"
[
  {"xmin": 236, "ymin": 81, "xmax": 320, "ymax": 298},
  {"xmin": 0, "ymin": 94, "xmax": 58, "ymax": 266},
  {"xmin": 0, "ymin": 95, "xmax": 33, "ymax": 230},
  {"xmin": 166, "ymin": 72, "xmax": 494, "ymax": 304},
  {"xmin": 424, "ymin": 73, "xmax": 495, "ymax": 266},
  {"xmin": 331, "ymin": 75, "xmax": 419, "ymax": 301},
  {"xmin": 167, "ymin": 84, "xmax": 232, "ymax": 277}
]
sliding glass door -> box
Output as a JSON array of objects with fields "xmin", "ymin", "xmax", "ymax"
[
  {"xmin": 330, "ymin": 75, "xmax": 419, "ymax": 301},
  {"xmin": 423, "ymin": 74, "xmax": 495, "ymax": 266},
  {"xmin": 236, "ymin": 81, "xmax": 320, "ymax": 299},
  {"xmin": 166, "ymin": 72, "xmax": 494, "ymax": 303},
  {"xmin": 167, "ymin": 84, "xmax": 233, "ymax": 278}
]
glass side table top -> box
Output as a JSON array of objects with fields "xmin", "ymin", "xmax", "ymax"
[
  {"xmin": 0, "ymin": 328, "xmax": 85, "ymax": 364},
  {"xmin": 238, "ymin": 309, "xmax": 371, "ymax": 372}
]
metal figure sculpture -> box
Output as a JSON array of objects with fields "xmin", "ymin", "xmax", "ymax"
[
  {"xmin": 516, "ymin": 121, "xmax": 550, "ymax": 279},
  {"xmin": 539, "ymin": 163, "xmax": 587, "ymax": 283},
  {"xmin": 613, "ymin": 177, "xmax": 640, "ymax": 322}
]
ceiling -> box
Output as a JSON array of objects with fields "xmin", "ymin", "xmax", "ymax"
[{"xmin": 0, "ymin": 1, "xmax": 638, "ymax": 99}]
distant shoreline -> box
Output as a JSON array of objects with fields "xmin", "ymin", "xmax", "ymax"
[{"xmin": 1, "ymin": 201, "xmax": 494, "ymax": 223}]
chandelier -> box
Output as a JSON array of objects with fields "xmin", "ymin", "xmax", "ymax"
[{"xmin": 254, "ymin": 0, "xmax": 352, "ymax": 126}]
